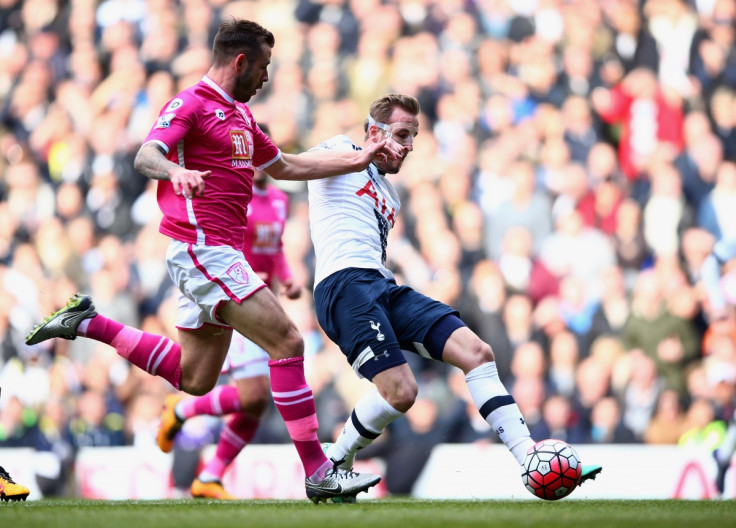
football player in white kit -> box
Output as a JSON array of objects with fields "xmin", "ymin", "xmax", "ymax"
[{"xmin": 309, "ymin": 93, "xmax": 602, "ymax": 491}]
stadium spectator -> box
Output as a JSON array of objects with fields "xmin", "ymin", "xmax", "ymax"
[
  {"xmin": 641, "ymin": 160, "xmax": 696, "ymax": 258},
  {"xmin": 675, "ymin": 111, "xmax": 721, "ymax": 211},
  {"xmin": 483, "ymin": 159, "xmax": 552, "ymax": 260},
  {"xmin": 587, "ymin": 265, "xmax": 631, "ymax": 342},
  {"xmin": 620, "ymin": 349, "xmax": 663, "ymax": 441},
  {"xmin": 590, "ymin": 67, "xmax": 684, "ymax": 188},
  {"xmin": 532, "ymin": 393, "xmax": 587, "ymax": 446},
  {"xmin": 66, "ymin": 389, "xmax": 125, "ymax": 449},
  {"xmin": 547, "ymin": 330, "xmax": 579, "ymax": 398},
  {"xmin": 688, "ymin": 0, "xmax": 736, "ymax": 103},
  {"xmin": 571, "ymin": 355, "xmax": 612, "ymax": 434},
  {"xmin": 623, "ymin": 269, "xmax": 700, "ymax": 398},
  {"xmin": 697, "ymin": 161, "xmax": 736, "ymax": 241},
  {"xmin": 678, "ymin": 397, "xmax": 725, "ymax": 452},
  {"xmin": 611, "ymin": 198, "xmax": 651, "ymax": 288},
  {"xmin": 644, "ymin": 389, "xmax": 688, "ymax": 444},
  {"xmin": 537, "ymin": 206, "xmax": 616, "ymax": 300},
  {"xmin": 708, "ymin": 86, "xmax": 736, "ymax": 161},
  {"xmin": 587, "ymin": 396, "xmax": 637, "ymax": 444}
]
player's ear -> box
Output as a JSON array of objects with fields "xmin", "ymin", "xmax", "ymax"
[
  {"xmin": 235, "ymin": 53, "xmax": 247, "ymax": 72},
  {"xmin": 368, "ymin": 125, "xmax": 383, "ymax": 142}
]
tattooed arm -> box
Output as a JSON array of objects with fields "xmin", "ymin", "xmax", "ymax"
[{"xmin": 134, "ymin": 142, "xmax": 211, "ymax": 199}]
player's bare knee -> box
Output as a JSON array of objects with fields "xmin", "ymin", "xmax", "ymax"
[
  {"xmin": 269, "ymin": 328, "xmax": 304, "ymax": 360},
  {"xmin": 239, "ymin": 392, "xmax": 270, "ymax": 416},
  {"xmin": 459, "ymin": 339, "xmax": 494, "ymax": 373},
  {"xmin": 386, "ymin": 380, "xmax": 418, "ymax": 413},
  {"xmin": 181, "ymin": 376, "xmax": 217, "ymax": 396},
  {"xmin": 471, "ymin": 338, "xmax": 494, "ymax": 362},
  {"xmin": 282, "ymin": 331, "xmax": 304, "ymax": 358}
]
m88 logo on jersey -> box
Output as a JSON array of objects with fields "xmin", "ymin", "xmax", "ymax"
[{"xmin": 230, "ymin": 130, "xmax": 252, "ymax": 162}]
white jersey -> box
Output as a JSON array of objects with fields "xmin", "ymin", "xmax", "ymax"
[{"xmin": 308, "ymin": 135, "xmax": 401, "ymax": 288}]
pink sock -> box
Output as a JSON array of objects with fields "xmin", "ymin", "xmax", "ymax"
[
  {"xmin": 269, "ymin": 357, "xmax": 329, "ymax": 480},
  {"xmin": 201, "ymin": 412, "xmax": 260, "ymax": 481},
  {"xmin": 80, "ymin": 314, "xmax": 182, "ymax": 390},
  {"xmin": 178, "ymin": 385, "xmax": 241, "ymax": 419}
]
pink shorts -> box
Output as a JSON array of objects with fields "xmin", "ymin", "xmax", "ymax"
[{"xmin": 166, "ymin": 240, "xmax": 267, "ymax": 330}]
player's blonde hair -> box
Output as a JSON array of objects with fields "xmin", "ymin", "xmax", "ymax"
[{"xmin": 364, "ymin": 94, "xmax": 420, "ymax": 137}]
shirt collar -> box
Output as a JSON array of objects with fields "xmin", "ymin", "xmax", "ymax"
[{"xmin": 202, "ymin": 75, "xmax": 234, "ymax": 105}]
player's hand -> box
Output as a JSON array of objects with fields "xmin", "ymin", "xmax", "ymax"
[
  {"xmin": 171, "ymin": 168, "xmax": 211, "ymax": 198},
  {"xmin": 360, "ymin": 138, "xmax": 387, "ymax": 163},
  {"xmin": 281, "ymin": 279, "xmax": 302, "ymax": 300},
  {"xmin": 381, "ymin": 137, "xmax": 407, "ymax": 161},
  {"xmin": 363, "ymin": 138, "xmax": 404, "ymax": 164}
]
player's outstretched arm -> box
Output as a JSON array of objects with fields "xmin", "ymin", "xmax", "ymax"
[
  {"xmin": 134, "ymin": 142, "xmax": 211, "ymax": 199},
  {"xmin": 266, "ymin": 138, "xmax": 401, "ymax": 181}
]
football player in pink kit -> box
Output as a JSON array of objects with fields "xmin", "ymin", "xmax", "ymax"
[
  {"xmin": 25, "ymin": 19, "xmax": 397, "ymax": 503},
  {"xmin": 158, "ymin": 126, "xmax": 304, "ymax": 500}
]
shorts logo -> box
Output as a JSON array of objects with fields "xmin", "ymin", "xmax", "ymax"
[
  {"xmin": 370, "ymin": 321, "xmax": 385, "ymax": 342},
  {"xmin": 230, "ymin": 130, "xmax": 251, "ymax": 160},
  {"xmin": 165, "ymin": 98, "xmax": 183, "ymax": 112},
  {"xmin": 373, "ymin": 350, "xmax": 389, "ymax": 361},
  {"xmin": 226, "ymin": 262, "xmax": 250, "ymax": 284}
]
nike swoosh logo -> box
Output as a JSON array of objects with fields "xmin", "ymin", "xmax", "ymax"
[
  {"xmin": 58, "ymin": 313, "xmax": 80, "ymax": 328},
  {"xmin": 308, "ymin": 480, "xmax": 341, "ymax": 493}
]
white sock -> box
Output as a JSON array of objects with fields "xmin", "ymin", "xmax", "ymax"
[
  {"xmin": 197, "ymin": 470, "xmax": 219, "ymax": 483},
  {"xmin": 330, "ymin": 390, "xmax": 404, "ymax": 466},
  {"xmin": 465, "ymin": 362, "xmax": 534, "ymax": 465},
  {"xmin": 77, "ymin": 318, "xmax": 91, "ymax": 334}
]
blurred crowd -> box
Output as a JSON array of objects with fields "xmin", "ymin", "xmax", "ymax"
[{"xmin": 1, "ymin": 0, "xmax": 736, "ymax": 496}]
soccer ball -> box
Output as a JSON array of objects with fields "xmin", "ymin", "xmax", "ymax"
[{"xmin": 521, "ymin": 439, "xmax": 582, "ymax": 500}]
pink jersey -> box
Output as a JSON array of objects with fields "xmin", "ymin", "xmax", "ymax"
[
  {"xmin": 244, "ymin": 184, "xmax": 291, "ymax": 288},
  {"xmin": 143, "ymin": 75, "xmax": 280, "ymax": 250}
]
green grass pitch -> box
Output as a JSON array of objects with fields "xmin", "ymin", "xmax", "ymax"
[{"xmin": 1, "ymin": 499, "xmax": 734, "ymax": 528}]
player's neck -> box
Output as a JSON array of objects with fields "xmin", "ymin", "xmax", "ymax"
[{"xmin": 206, "ymin": 68, "xmax": 235, "ymax": 100}]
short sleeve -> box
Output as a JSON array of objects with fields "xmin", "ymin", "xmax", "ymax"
[
  {"xmin": 143, "ymin": 93, "xmax": 197, "ymax": 152},
  {"xmin": 251, "ymin": 118, "xmax": 281, "ymax": 170}
]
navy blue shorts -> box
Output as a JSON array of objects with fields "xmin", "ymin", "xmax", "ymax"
[{"xmin": 314, "ymin": 268, "xmax": 459, "ymax": 379}]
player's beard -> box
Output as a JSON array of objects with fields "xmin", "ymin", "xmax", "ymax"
[
  {"xmin": 234, "ymin": 67, "xmax": 260, "ymax": 103},
  {"xmin": 374, "ymin": 156, "xmax": 404, "ymax": 174}
]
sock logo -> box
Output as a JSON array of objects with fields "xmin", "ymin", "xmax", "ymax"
[{"xmin": 369, "ymin": 321, "xmax": 385, "ymax": 341}]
